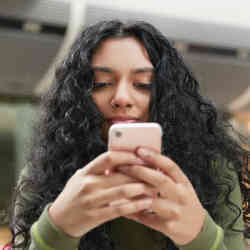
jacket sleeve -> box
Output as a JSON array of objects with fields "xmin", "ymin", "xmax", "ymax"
[
  {"xmin": 15, "ymin": 166, "xmax": 81, "ymax": 250},
  {"xmin": 177, "ymin": 169, "xmax": 246, "ymax": 250},
  {"xmin": 28, "ymin": 204, "xmax": 81, "ymax": 250}
]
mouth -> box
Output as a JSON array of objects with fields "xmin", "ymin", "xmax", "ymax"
[{"xmin": 108, "ymin": 116, "xmax": 139, "ymax": 125}]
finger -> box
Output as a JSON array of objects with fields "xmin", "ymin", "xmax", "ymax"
[
  {"xmin": 117, "ymin": 165, "xmax": 178, "ymax": 199},
  {"xmin": 118, "ymin": 165, "xmax": 173, "ymax": 189},
  {"xmin": 108, "ymin": 198, "xmax": 130, "ymax": 207},
  {"xmin": 136, "ymin": 147, "xmax": 189, "ymax": 184},
  {"xmin": 88, "ymin": 198, "xmax": 153, "ymax": 222},
  {"xmin": 82, "ymin": 183, "xmax": 155, "ymax": 209},
  {"xmin": 118, "ymin": 165, "xmax": 191, "ymax": 204},
  {"xmin": 108, "ymin": 193, "xmax": 152, "ymax": 207},
  {"xmin": 82, "ymin": 172, "xmax": 144, "ymax": 191},
  {"xmin": 152, "ymin": 198, "xmax": 181, "ymax": 220},
  {"xmin": 126, "ymin": 185, "xmax": 184, "ymax": 215},
  {"xmin": 82, "ymin": 151, "xmax": 145, "ymax": 175}
]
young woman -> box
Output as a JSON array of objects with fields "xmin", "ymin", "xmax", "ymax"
[{"xmin": 9, "ymin": 20, "xmax": 249, "ymax": 250}]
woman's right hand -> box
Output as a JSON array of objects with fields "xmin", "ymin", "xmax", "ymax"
[{"xmin": 48, "ymin": 151, "xmax": 155, "ymax": 238}]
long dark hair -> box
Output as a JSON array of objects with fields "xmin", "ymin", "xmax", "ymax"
[{"xmin": 10, "ymin": 20, "xmax": 249, "ymax": 250}]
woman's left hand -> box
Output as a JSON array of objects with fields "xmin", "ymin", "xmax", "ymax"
[{"xmin": 116, "ymin": 147, "xmax": 206, "ymax": 246}]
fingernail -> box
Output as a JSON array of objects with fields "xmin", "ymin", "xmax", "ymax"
[
  {"xmin": 137, "ymin": 148, "xmax": 151, "ymax": 158},
  {"xmin": 143, "ymin": 199, "xmax": 153, "ymax": 206},
  {"xmin": 134, "ymin": 157, "xmax": 146, "ymax": 165}
]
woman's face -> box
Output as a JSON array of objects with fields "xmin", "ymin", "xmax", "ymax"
[{"xmin": 91, "ymin": 37, "xmax": 154, "ymax": 139}]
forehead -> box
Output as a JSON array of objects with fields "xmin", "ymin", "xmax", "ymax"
[{"xmin": 91, "ymin": 37, "xmax": 153, "ymax": 70}]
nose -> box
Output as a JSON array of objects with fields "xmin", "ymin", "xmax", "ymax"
[{"xmin": 111, "ymin": 80, "xmax": 133, "ymax": 109}]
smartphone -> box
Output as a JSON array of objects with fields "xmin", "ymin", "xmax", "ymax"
[
  {"xmin": 108, "ymin": 122, "xmax": 162, "ymax": 153},
  {"xmin": 108, "ymin": 122, "xmax": 162, "ymax": 214}
]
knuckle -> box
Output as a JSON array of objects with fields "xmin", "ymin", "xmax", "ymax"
[
  {"xmin": 76, "ymin": 167, "xmax": 88, "ymax": 177},
  {"xmin": 104, "ymin": 151, "xmax": 114, "ymax": 165},
  {"xmin": 113, "ymin": 205, "xmax": 124, "ymax": 216},
  {"xmin": 144, "ymin": 150, "xmax": 154, "ymax": 161},
  {"xmin": 74, "ymin": 169, "xmax": 82, "ymax": 176},
  {"xmin": 82, "ymin": 199, "xmax": 93, "ymax": 209},
  {"xmin": 133, "ymin": 200, "xmax": 142, "ymax": 211},
  {"xmin": 123, "ymin": 184, "xmax": 144, "ymax": 198},
  {"xmin": 158, "ymin": 175, "xmax": 167, "ymax": 186},
  {"xmin": 136, "ymin": 184, "xmax": 147, "ymax": 195},
  {"xmin": 78, "ymin": 181, "xmax": 87, "ymax": 193},
  {"xmin": 176, "ymin": 184, "xmax": 187, "ymax": 204},
  {"xmin": 117, "ymin": 173, "xmax": 134, "ymax": 183},
  {"xmin": 80, "ymin": 181, "xmax": 89, "ymax": 192},
  {"xmin": 135, "ymin": 184, "xmax": 144, "ymax": 194},
  {"xmin": 85, "ymin": 209, "xmax": 96, "ymax": 218},
  {"xmin": 165, "ymin": 221, "xmax": 175, "ymax": 232},
  {"xmin": 82, "ymin": 176, "xmax": 96, "ymax": 192},
  {"xmin": 172, "ymin": 206, "xmax": 181, "ymax": 219},
  {"xmin": 135, "ymin": 201, "xmax": 142, "ymax": 211},
  {"xmin": 120, "ymin": 187, "xmax": 128, "ymax": 197},
  {"xmin": 168, "ymin": 164, "xmax": 177, "ymax": 174},
  {"xmin": 183, "ymin": 177, "xmax": 191, "ymax": 186},
  {"xmin": 84, "ymin": 182, "xmax": 95, "ymax": 193},
  {"xmin": 118, "ymin": 186, "xmax": 130, "ymax": 198}
]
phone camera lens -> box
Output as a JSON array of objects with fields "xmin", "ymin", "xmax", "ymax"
[{"xmin": 115, "ymin": 131, "xmax": 122, "ymax": 138}]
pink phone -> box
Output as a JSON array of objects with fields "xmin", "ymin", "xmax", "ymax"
[
  {"xmin": 108, "ymin": 122, "xmax": 162, "ymax": 153},
  {"xmin": 108, "ymin": 122, "xmax": 162, "ymax": 213}
]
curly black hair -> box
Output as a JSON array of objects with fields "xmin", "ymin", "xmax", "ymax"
[{"xmin": 9, "ymin": 20, "xmax": 250, "ymax": 250}]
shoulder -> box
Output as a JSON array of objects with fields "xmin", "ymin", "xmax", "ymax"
[
  {"xmin": 214, "ymin": 158, "xmax": 244, "ymax": 231},
  {"xmin": 17, "ymin": 162, "xmax": 34, "ymax": 186}
]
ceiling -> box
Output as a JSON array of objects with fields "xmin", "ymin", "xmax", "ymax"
[
  {"xmin": 84, "ymin": 3, "xmax": 250, "ymax": 112},
  {"xmin": 0, "ymin": 0, "xmax": 69, "ymax": 96},
  {"xmin": 0, "ymin": 0, "xmax": 249, "ymax": 113}
]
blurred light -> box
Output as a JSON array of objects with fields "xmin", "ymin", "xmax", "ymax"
[{"xmin": 22, "ymin": 22, "xmax": 41, "ymax": 33}]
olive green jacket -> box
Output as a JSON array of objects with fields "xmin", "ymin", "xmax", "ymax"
[{"xmin": 17, "ymin": 165, "xmax": 246, "ymax": 250}]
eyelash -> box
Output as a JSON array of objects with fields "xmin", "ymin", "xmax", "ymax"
[
  {"xmin": 92, "ymin": 82, "xmax": 111, "ymax": 89},
  {"xmin": 134, "ymin": 82, "xmax": 153, "ymax": 90},
  {"xmin": 92, "ymin": 82, "xmax": 153, "ymax": 90}
]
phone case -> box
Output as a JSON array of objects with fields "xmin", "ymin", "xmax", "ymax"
[{"xmin": 108, "ymin": 122, "xmax": 162, "ymax": 153}]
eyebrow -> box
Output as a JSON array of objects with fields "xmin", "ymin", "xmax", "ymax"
[
  {"xmin": 92, "ymin": 66, "xmax": 113, "ymax": 73},
  {"xmin": 92, "ymin": 66, "xmax": 154, "ymax": 74},
  {"xmin": 133, "ymin": 67, "xmax": 154, "ymax": 74}
]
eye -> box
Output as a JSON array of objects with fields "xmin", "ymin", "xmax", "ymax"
[
  {"xmin": 92, "ymin": 82, "xmax": 112, "ymax": 90},
  {"xmin": 133, "ymin": 82, "xmax": 153, "ymax": 90}
]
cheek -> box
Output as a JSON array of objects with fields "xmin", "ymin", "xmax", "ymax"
[
  {"xmin": 140, "ymin": 94, "xmax": 151, "ymax": 111},
  {"xmin": 92, "ymin": 93, "xmax": 106, "ymax": 113},
  {"xmin": 137, "ymin": 94, "xmax": 151, "ymax": 120}
]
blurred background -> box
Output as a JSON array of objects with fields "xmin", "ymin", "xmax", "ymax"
[{"xmin": 0, "ymin": 0, "xmax": 249, "ymax": 246}]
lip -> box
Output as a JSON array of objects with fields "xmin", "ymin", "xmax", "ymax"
[{"xmin": 109, "ymin": 116, "xmax": 139, "ymax": 124}]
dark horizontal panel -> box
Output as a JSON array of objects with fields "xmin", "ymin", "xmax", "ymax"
[
  {"xmin": 0, "ymin": 93, "xmax": 40, "ymax": 104},
  {"xmin": 188, "ymin": 43, "xmax": 237, "ymax": 57},
  {"xmin": 41, "ymin": 24, "xmax": 66, "ymax": 36},
  {"xmin": 0, "ymin": 16, "xmax": 23, "ymax": 30},
  {"xmin": 0, "ymin": 16, "xmax": 66, "ymax": 36}
]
